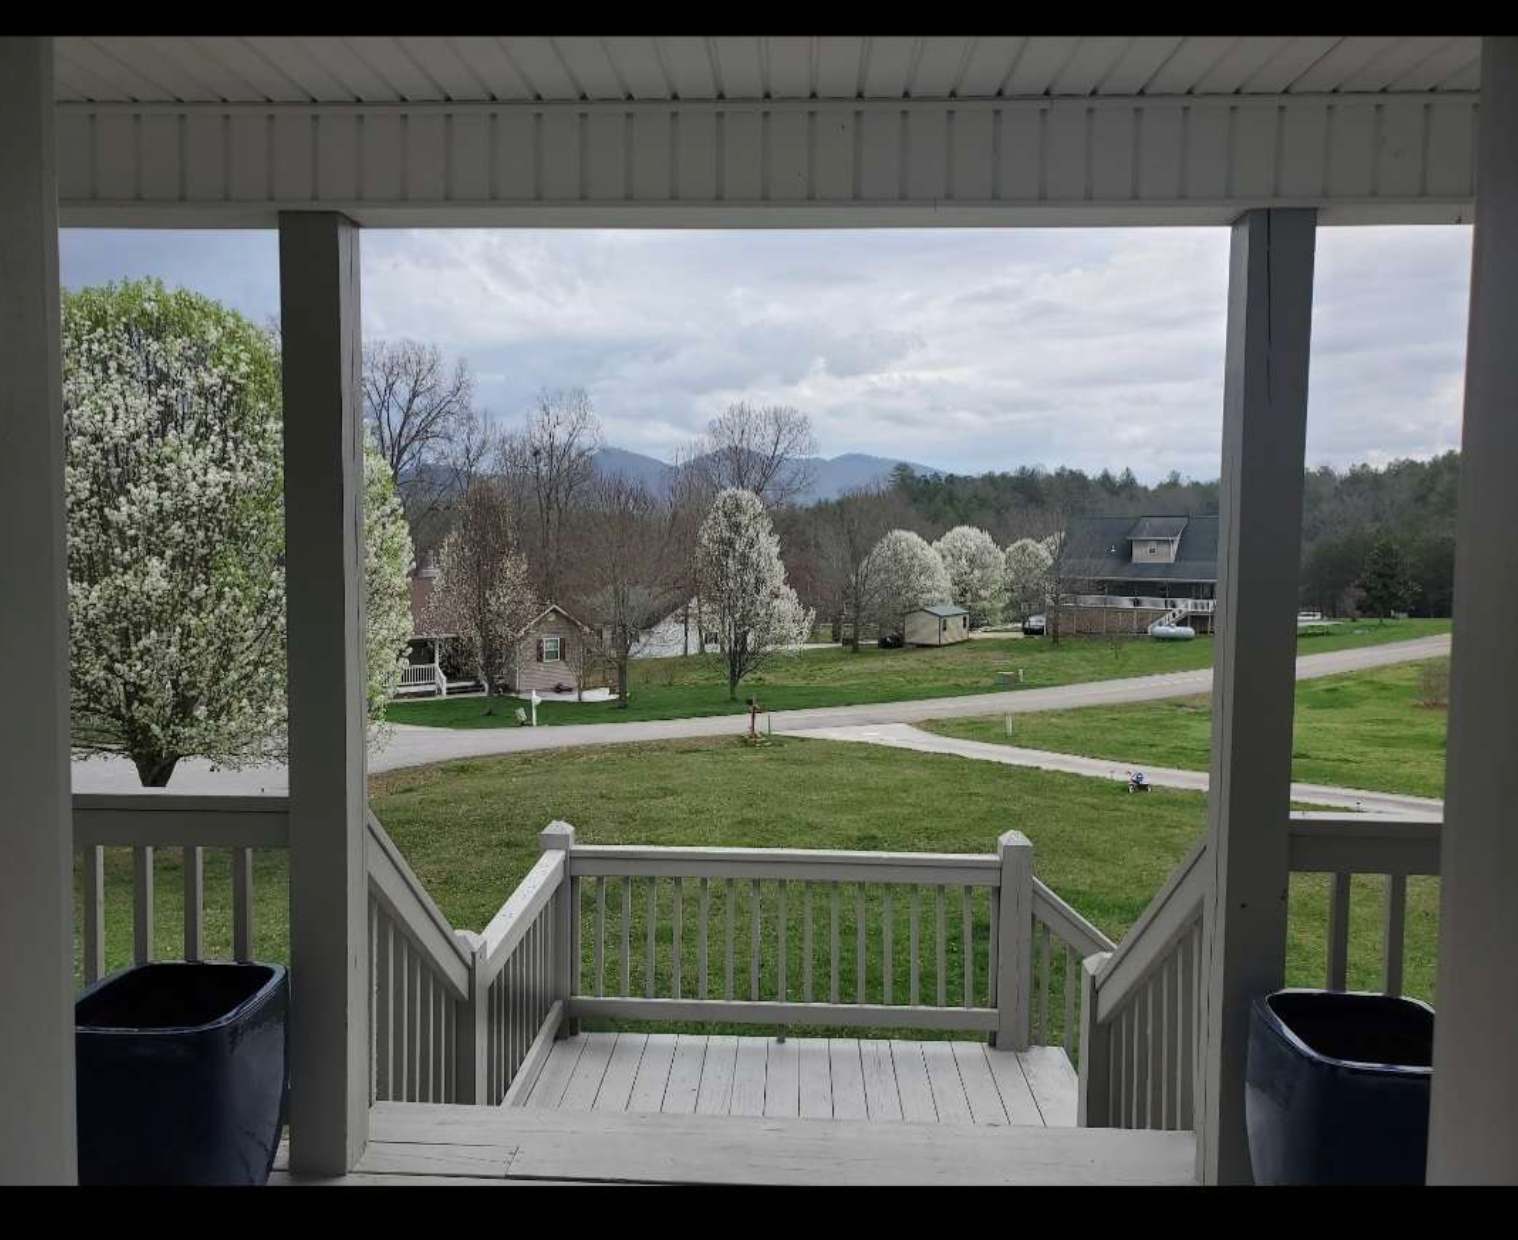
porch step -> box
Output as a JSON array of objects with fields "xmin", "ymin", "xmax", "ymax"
[{"xmin": 274, "ymin": 1102, "xmax": 1195, "ymax": 1186}]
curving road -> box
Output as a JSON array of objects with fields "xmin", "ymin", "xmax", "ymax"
[{"xmin": 71, "ymin": 633, "xmax": 1449, "ymax": 794}]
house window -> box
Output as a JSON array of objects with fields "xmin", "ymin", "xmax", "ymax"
[
  {"xmin": 542, "ymin": 636, "xmax": 562, "ymax": 662},
  {"xmin": 1149, "ymin": 542, "xmax": 1158, "ymax": 554}
]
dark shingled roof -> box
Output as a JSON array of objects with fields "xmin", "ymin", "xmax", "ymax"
[
  {"xmin": 1063, "ymin": 515, "xmax": 1219, "ymax": 583},
  {"xmin": 1127, "ymin": 516, "xmax": 1189, "ymax": 540},
  {"xmin": 910, "ymin": 603, "xmax": 970, "ymax": 618}
]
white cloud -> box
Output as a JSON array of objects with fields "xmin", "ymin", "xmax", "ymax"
[{"xmin": 60, "ymin": 223, "xmax": 1471, "ymax": 482}]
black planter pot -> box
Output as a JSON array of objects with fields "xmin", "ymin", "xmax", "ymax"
[
  {"xmin": 75, "ymin": 961, "xmax": 289, "ymax": 1185},
  {"xmin": 1245, "ymin": 989, "xmax": 1434, "ymax": 1186}
]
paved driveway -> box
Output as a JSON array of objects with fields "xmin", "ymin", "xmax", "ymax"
[{"xmin": 71, "ymin": 633, "xmax": 1449, "ymax": 794}]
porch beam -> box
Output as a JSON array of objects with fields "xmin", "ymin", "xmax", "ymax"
[
  {"xmin": 1427, "ymin": 34, "xmax": 1518, "ymax": 1186},
  {"xmin": 1196, "ymin": 208, "xmax": 1317, "ymax": 1184},
  {"xmin": 0, "ymin": 36, "xmax": 77, "ymax": 1185},
  {"xmin": 280, "ymin": 211, "xmax": 369, "ymax": 1176}
]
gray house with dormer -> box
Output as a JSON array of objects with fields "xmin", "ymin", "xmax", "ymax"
[{"xmin": 1056, "ymin": 515, "xmax": 1219, "ymax": 634}]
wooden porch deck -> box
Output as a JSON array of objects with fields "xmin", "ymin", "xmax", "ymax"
[
  {"xmin": 524, "ymin": 1034, "xmax": 1076, "ymax": 1127},
  {"xmin": 272, "ymin": 1100, "xmax": 1195, "ymax": 1187}
]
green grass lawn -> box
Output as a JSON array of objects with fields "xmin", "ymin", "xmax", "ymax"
[
  {"xmin": 386, "ymin": 617, "xmax": 1451, "ymax": 730},
  {"xmin": 75, "ymin": 735, "xmax": 1439, "ymax": 1048},
  {"xmin": 924, "ymin": 658, "xmax": 1450, "ymax": 800}
]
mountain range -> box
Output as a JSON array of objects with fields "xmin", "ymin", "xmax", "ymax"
[{"xmin": 593, "ymin": 446, "xmax": 942, "ymax": 504}]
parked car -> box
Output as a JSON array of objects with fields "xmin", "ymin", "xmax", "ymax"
[{"xmin": 1022, "ymin": 614, "xmax": 1046, "ymax": 636}]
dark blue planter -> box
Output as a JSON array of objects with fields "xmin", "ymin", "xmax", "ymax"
[
  {"xmin": 1245, "ymin": 989, "xmax": 1433, "ymax": 1186},
  {"xmin": 76, "ymin": 961, "xmax": 288, "ymax": 1185}
]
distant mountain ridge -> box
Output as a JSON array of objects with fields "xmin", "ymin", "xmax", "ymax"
[{"xmin": 592, "ymin": 446, "xmax": 943, "ymax": 503}]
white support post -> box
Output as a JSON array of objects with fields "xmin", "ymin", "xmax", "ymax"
[
  {"xmin": 1077, "ymin": 952, "xmax": 1114, "ymax": 1127},
  {"xmin": 540, "ymin": 821, "xmax": 577, "ymax": 1037},
  {"xmin": 0, "ymin": 35, "xmax": 77, "ymax": 1186},
  {"xmin": 1197, "ymin": 208, "xmax": 1317, "ymax": 1185},
  {"xmin": 280, "ymin": 211, "xmax": 369, "ymax": 1177},
  {"xmin": 1428, "ymin": 35, "xmax": 1518, "ymax": 1187},
  {"xmin": 991, "ymin": 830, "xmax": 1033, "ymax": 1051}
]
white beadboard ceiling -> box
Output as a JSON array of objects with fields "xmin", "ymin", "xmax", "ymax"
[{"xmin": 53, "ymin": 36, "xmax": 1481, "ymax": 105}]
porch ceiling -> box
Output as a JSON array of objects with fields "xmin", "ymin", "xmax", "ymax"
[
  {"xmin": 54, "ymin": 37, "xmax": 1479, "ymax": 104},
  {"xmin": 50, "ymin": 37, "xmax": 1483, "ymax": 228}
]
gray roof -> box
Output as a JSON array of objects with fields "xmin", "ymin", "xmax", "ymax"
[
  {"xmin": 910, "ymin": 603, "xmax": 969, "ymax": 618},
  {"xmin": 1127, "ymin": 516, "xmax": 1188, "ymax": 540},
  {"xmin": 1063, "ymin": 515, "xmax": 1219, "ymax": 583}
]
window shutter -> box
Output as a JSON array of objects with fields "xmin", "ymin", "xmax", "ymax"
[{"xmin": 536, "ymin": 639, "xmax": 544, "ymax": 663}]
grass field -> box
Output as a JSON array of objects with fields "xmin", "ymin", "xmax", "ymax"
[
  {"xmin": 75, "ymin": 734, "xmax": 1440, "ymax": 1047},
  {"xmin": 386, "ymin": 617, "xmax": 1451, "ymax": 730},
  {"xmin": 924, "ymin": 658, "xmax": 1450, "ymax": 800}
]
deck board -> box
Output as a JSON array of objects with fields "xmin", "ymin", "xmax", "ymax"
[
  {"xmin": 535, "ymin": 1034, "xmax": 1076, "ymax": 1129},
  {"xmin": 310, "ymin": 1102, "xmax": 1196, "ymax": 1186}
]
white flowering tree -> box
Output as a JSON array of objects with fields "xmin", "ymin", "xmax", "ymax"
[
  {"xmin": 934, "ymin": 525, "xmax": 1007, "ymax": 628},
  {"xmin": 1004, "ymin": 537, "xmax": 1055, "ymax": 621},
  {"xmin": 422, "ymin": 479, "xmax": 538, "ymax": 712},
  {"xmin": 65, "ymin": 280, "xmax": 415, "ymax": 787},
  {"xmin": 364, "ymin": 444, "xmax": 417, "ymax": 731},
  {"xmin": 863, "ymin": 529, "xmax": 952, "ymax": 640},
  {"xmin": 695, "ymin": 488, "xmax": 814, "ymax": 700}
]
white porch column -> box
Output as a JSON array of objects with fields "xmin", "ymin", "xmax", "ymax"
[
  {"xmin": 280, "ymin": 212, "xmax": 369, "ymax": 1176},
  {"xmin": 0, "ymin": 37, "xmax": 77, "ymax": 1185},
  {"xmin": 1196, "ymin": 208, "xmax": 1317, "ymax": 1185},
  {"xmin": 1428, "ymin": 36, "xmax": 1518, "ymax": 1186}
]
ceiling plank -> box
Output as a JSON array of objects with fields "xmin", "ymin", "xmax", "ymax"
[
  {"xmin": 1096, "ymin": 37, "xmax": 1184, "ymax": 95},
  {"xmin": 1144, "ymin": 36, "xmax": 1240, "ymax": 94},
  {"xmin": 712, "ymin": 36, "xmax": 765, "ymax": 99},
  {"xmin": 1392, "ymin": 36, "xmax": 1481, "ymax": 92},
  {"xmin": 814, "ymin": 36, "xmax": 864, "ymax": 98},
  {"xmin": 499, "ymin": 36, "xmax": 581, "ymax": 100},
  {"xmin": 1005, "ymin": 36, "xmax": 1082, "ymax": 96},
  {"xmin": 657, "ymin": 36, "xmax": 719, "ymax": 99},
  {"xmin": 1194, "ymin": 35, "xmax": 1293, "ymax": 94},
  {"xmin": 910, "ymin": 36, "xmax": 974, "ymax": 97},
  {"xmin": 553, "ymin": 37, "xmax": 629, "ymax": 100},
  {"xmin": 1289, "ymin": 36, "xmax": 1402, "ymax": 93},
  {"xmin": 1238, "ymin": 37, "xmax": 1341, "ymax": 94},
  {"xmin": 1050, "ymin": 36, "xmax": 1132, "ymax": 96}
]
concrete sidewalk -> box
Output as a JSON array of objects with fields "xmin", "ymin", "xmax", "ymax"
[
  {"xmin": 779, "ymin": 722, "xmax": 1442, "ymax": 816},
  {"xmin": 70, "ymin": 632, "xmax": 1449, "ymax": 793}
]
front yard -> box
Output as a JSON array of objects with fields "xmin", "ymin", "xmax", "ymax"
[
  {"xmin": 923, "ymin": 658, "xmax": 1451, "ymax": 800},
  {"xmin": 76, "ymin": 735, "xmax": 1440, "ymax": 1046},
  {"xmin": 385, "ymin": 617, "xmax": 1451, "ymax": 730}
]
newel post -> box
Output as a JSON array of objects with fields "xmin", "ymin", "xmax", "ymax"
[
  {"xmin": 992, "ymin": 831, "xmax": 1034, "ymax": 1051},
  {"xmin": 453, "ymin": 929, "xmax": 487, "ymax": 1105},
  {"xmin": 1077, "ymin": 952, "xmax": 1113, "ymax": 1127},
  {"xmin": 540, "ymin": 821, "xmax": 578, "ymax": 1038}
]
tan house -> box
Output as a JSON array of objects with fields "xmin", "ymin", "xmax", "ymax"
[
  {"xmin": 904, "ymin": 603, "xmax": 970, "ymax": 647},
  {"xmin": 509, "ymin": 604, "xmax": 599, "ymax": 696}
]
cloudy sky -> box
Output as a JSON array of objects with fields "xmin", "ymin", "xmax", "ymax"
[{"xmin": 59, "ymin": 224, "xmax": 1472, "ymax": 483}]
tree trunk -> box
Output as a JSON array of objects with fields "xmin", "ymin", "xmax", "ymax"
[
  {"xmin": 133, "ymin": 753, "xmax": 180, "ymax": 788},
  {"xmin": 617, "ymin": 656, "xmax": 629, "ymax": 707}
]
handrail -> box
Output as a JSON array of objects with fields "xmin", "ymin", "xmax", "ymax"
[
  {"xmin": 1032, "ymin": 878, "xmax": 1116, "ymax": 960},
  {"xmin": 567, "ymin": 844, "xmax": 1001, "ymax": 887},
  {"xmin": 1287, "ymin": 812, "xmax": 1442, "ymax": 876},
  {"xmin": 72, "ymin": 793, "xmax": 290, "ymax": 849},
  {"xmin": 478, "ymin": 850, "xmax": 564, "ymax": 984},
  {"xmin": 365, "ymin": 811, "xmax": 470, "ymax": 998},
  {"xmin": 1094, "ymin": 838, "xmax": 1209, "ymax": 1023}
]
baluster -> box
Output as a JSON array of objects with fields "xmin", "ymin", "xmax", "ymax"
[
  {"xmin": 570, "ymin": 875, "xmax": 582, "ymax": 998},
  {"xmin": 646, "ymin": 877, "xmax": 657, "ymax": 999},
  {"xmin": 936, "ymin": 887, "xmax": 947, "ymax": 1008},
  {"xmin": 882, "ymin": 887, "xmax": 893, "ymax": 1006},
  {"xmin": 622, "ymin": 879, "xmax": 632, "ymax": 996},
  {"xmin": 410, "ymin": 948, "xmax": 423, "ymax": 1102},
  {"xmin": 910, "ymin": 887, "xmax": 921, "ymax": 1006},
  {"xmin": 855, "ymin": 884, "xmax": 866, "ymax": 1005},
  {"xmin": 183, "ymin": 846, "xmax": 204, "ymax": 961},
  {"xmin": 368, "ymin": 896, "xmax": 378, "ymax": 1104},
  {"xmin": 1178, "ymin": 930, "xmax": 1194, "ymax": 1129},
  {"xmin": 419, "ymin": 969, "xmax": 433, "ymax": 1103},
  {"xmin": 698, "ymin": 877, "xmax": 709, "ymax": 999},
  {"xmin": 673, "ymin": 877, "xmax": 683, "ymax": 1000},
  {"xmin": 725, "ymin": 878, "xmax": 735, "ymax": 1000},
  {"xmin": 802, "ymin": 881, "xmax": 814, "ymax": 1003},
  {"xmin": 1132, "ymin": 986, "xmax": 1148, "ymax": 1129},
  {"xmin": 595, "ymin": 877, "xmax": 607, "ymax": 997},
  {"xmin": 1115, "ymin": 1005, "xmax": 1128, "ymax": 1127},
  {"xmin": 396, "ymin": 937, "xmax": 410, "ymax": 1101},
  {"xmin": 777, "ymin": 881, "xmax": 788, "ymax": 1003},
  {"xmin": 376, "ymin": 915, "xmax": 393, "ymax": 1101},
  {"xmin": 986, "ymin": 887, "xmax": 998, "ymax": 1010},
  {"xmin": 83, "ymin": 845, "xmax": 104, "ymax": 985},
  {"xmin": 1327, "ymin": 872, "xmax": 1352, "ymax": 989},
  {"xmin": 1151, "ymin": 970, "xmax": 1164, "ymax": 1128},
  {"xmin": 1040, "ymin": 920, "xmax": 1053, "ymax": 1038},
  {"xmin": 829, "ymin": 882, "xmax": 840, "ymax": 1004},
  {"xmin": 750, "ymin": 879, "xmax": 761, "ymax": 1000},
  {"xmin": 1063, "ymin": 945, "xmax": 1077, "ymax": 1057},
  {"xmin": 133, "ymin": 845, "xmax": 154, "ymax": 965},
  {"xmin": 959, "ymin": 887, "xmax": 972, "ymax": 1011},
  {"xmin": 231, "ymin": 847, "xmax": 254, "ymax": 962},
  {"xmin": 1382, "ymin": 873, "xmax": 1407, "ymax": 996}
]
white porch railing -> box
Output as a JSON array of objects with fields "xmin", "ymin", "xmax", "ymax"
[
  {"xmin": 395, "ymin": 663, "xmax": 447, "ymax": 696},
  {"xmin": 1077, "ymin": 812, "xmax": 1442, "ymax": 1135}
]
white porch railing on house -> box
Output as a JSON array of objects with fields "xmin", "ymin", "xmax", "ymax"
[
  {"xmin": 395, "ymin": 663, "xmax": 447, "ymax": 697},
  {"xmin": 1076, "ymin": 812, "xmax": 1442, "ymax": 1136}
]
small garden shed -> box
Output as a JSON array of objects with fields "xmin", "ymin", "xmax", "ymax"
[
  {"xmin": 904, "ymin": 603, "xmax": 971, "ymax": 647},
  {"xmin": 511, "ymin": 604, "xmax": 596, "ymax": 695}
]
